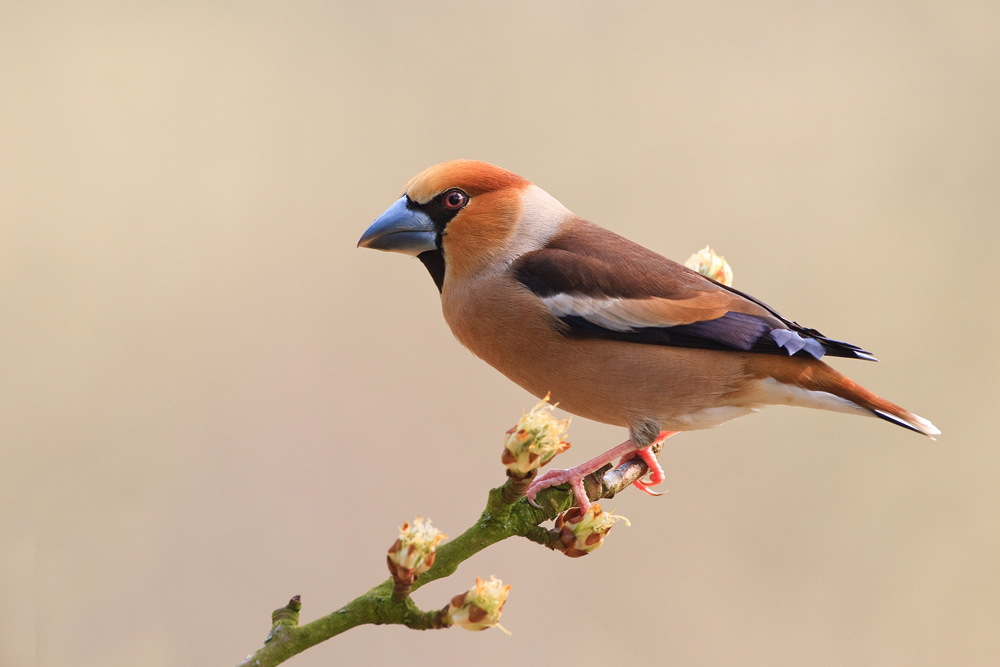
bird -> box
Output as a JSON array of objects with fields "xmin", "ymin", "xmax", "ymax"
[{"xmin": 358, "ymin": 159, "xmax": 939, "ymax": 511}]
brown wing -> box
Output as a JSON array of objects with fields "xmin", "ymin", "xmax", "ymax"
[{"xmin": 513, "ymin": 218, "xmax": 875, "ymax": 360}]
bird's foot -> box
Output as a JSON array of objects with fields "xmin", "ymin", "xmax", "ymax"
[
  {"xmin": 617, "ymin": 431, "xmax": 676, "ymax": 496},
  {"xmin": 625, "ymin": 448, "xmax": 665, "ymax": 496},
  {"xmin": 526, "ymin": 467, "xmax": 590, "ymax": 512},
  {"xmin": 525, "ymin": 441, "xmax": 638, "ymax": 513},
  {"xmin": 524, "ymin": 432, "xmax": 678, "ymax": 511}
]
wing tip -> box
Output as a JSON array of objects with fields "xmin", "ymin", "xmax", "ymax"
[{"xmin": 770, "ymin": 329, "xmax": 878, "ymax": 362}]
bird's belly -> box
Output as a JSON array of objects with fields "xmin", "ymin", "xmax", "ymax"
[
  {"xmin": 443, "ymin": 286, "xmax": 754, "ymax": 431},
  {"xmin": 658, "ymin": 404, "xmax": 761, "ymax": 430}
]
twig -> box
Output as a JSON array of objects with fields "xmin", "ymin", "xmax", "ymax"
[{"xmin": 237, "ymin": 443, "xmax": 660, "ymax": 667}]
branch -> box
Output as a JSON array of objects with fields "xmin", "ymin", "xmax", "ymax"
[{"xmin": 238, "ymin": 439, "xmax": 661, "ymax": 667}]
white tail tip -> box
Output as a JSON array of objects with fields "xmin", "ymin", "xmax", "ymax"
[{"xmin": 873, "ymin": 409, "xmax": 940, "ymax": 439}]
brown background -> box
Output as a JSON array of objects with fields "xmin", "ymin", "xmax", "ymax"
[{"xmin": 6, "ymin": 2, "xmax": 999, "ymax": 665}]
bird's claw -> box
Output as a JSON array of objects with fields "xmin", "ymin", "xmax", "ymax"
[
  {"xmin": 524, "ymin": 467, "xmax": 593, "ymax": 513},
  {"xmin": 618, "ymin": 443, "xmax": 667, "ymax": 495},
  {"xmin": 632, "ymin": 479, "xmax": 665, "ymax": 496},
  {"xmin": 524, "ymin": 467, "xmax": 565, "ymax": 508}
]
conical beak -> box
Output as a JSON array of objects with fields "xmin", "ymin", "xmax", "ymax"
[{"xmin": 357, "ymin": 196, "xmax": 438, "ymax": 256}]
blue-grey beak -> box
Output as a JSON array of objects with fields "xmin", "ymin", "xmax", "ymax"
[{"xmin": 357, "ymin": 196, "xmax": 438, "ymax": 256}]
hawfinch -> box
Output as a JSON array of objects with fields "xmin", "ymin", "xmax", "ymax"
[{"xmin": 358, "ymin": 160, "xmax": 938, "ymax": 510}]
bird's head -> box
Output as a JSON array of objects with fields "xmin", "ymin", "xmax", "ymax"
[{"xmin": 358, "ymin": 160, "xmax": 570, "ymax": 290}]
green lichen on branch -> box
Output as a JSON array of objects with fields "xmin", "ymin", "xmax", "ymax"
[{"xmin": 238, "ymin": 441, "xmax": 662, "ymax": 667}]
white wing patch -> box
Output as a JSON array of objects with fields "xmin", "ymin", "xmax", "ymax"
[
  {"xmin": 540, "ymin": 293, "xmax": 838, "ymax": 360},
  {"xmin": 540, "ymin": 294, "xmax": 689, "ymax": 332}
]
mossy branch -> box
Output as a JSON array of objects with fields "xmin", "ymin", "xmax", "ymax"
[{"xmin": 237, "ymin": 440, "xmax": 662, "ymax": 667}]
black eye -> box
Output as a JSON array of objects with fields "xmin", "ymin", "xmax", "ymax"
[{"xmin": 442, "ymin": 189, "xmax": 468, "ymax": 210}]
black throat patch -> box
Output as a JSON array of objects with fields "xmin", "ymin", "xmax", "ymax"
[{"xmin": 407, "ymin": 190, "xmax": 467, "ymax": 293}]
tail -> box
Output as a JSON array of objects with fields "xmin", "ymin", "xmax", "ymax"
[{"xmin": 746, "ymin": 356, "xmax": 940, "ymax": 439}]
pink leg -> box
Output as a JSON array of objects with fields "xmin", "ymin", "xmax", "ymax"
[
  {"xmin": 525, "ymin": 441, "xmax": 639, "ymax": 513},
  {"xmin": 524, "ymin": 431, "xmax": 677, "ymax": 512},
  {"xmin": 622, "ymin": 431, "xmax": 676, "ymax": 495}
]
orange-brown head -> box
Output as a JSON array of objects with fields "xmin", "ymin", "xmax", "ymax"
[{"xmin": 359, "ymin": 160, "xmax": 571, "ymax": 289}]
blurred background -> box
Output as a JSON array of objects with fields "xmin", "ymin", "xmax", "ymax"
[{"xmin": 5, "ymin": 1, "xmax": 999, "ymax": 665}]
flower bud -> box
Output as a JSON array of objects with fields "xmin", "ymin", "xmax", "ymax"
[
  {"xmin": 445, "ymin": 576, "xmax": 511, "ymax": 633},
  {"xmin": 387, "ymin": 517, "xmax": 447, "ymax": 588},
  {"xmin": 554, "ymin": 503, "xmax": 630, "ymax": 557},
  {"xmin": 501, "ymin": 394, "xmax": 571, "ymax": 476},
  {"xmin": 684, "ymin": 245, "xmax": 734, "ymax": 286}
]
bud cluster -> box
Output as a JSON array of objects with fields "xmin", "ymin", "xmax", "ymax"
[
  {"xmin": 501, "ymin": 395, "xmax": 571, "ymax": 477},
  {"xmin": 553, "ymin": 503, "xmax": 630, "ymax": 557},
  {"xmin": 444, "ymin": 576, "xmax": 511, "ymax": 633},
  {"xmin": 684, "ymin": 245, "xmax": 734, "ymax": 286},
  {"xmin": 387, "ymin": 517, "xmax": 447, "ymax": 595}
]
